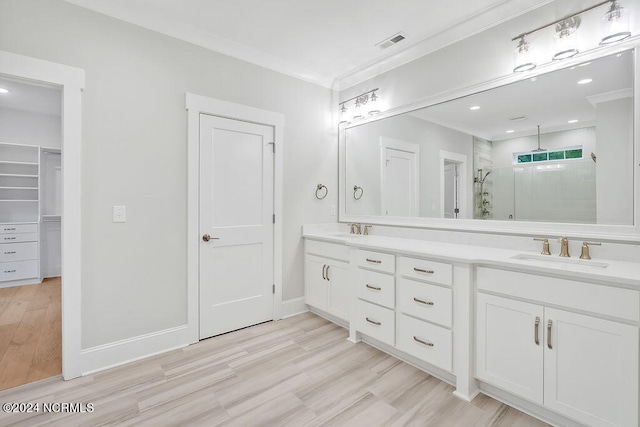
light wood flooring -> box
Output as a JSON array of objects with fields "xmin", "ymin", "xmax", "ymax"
[
  {"xmin": 0, "ymin": 277, "xmax": 61, "ymax": 391},
  {"xmin": 0, "ymin": 312, "xmax": 548, "ymax": 426}
]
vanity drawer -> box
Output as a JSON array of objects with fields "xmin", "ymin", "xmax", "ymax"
[
  {"xmin": 305, "ymin": 239, "xmax": 349, "ymax": 261},
  {"xmin": 356, "ymin": 299, "xmax": 395, "ymax": 346},
  {"xmin": 356, "ymin": 250, "xmax": 395, "ymax": 274},
  {"xmin": 0, "ymin": 260, "xmax": 38, "ymax": 282},
  {"xmin": 397, "ymin": 278, "xmax": 452, "ymax": 328},
  {"xmin": 397, "ymin": 313, "xmax": 452, "ymax": 372},
  {"xmin": 477, "ymin": 267, "xmax": 640, "ymax": 322},
  {"xmin": 0, "ymin": 242, "xmax": 38, "ymax": 262},
  {"xmin": 0, "ymin": 233, "xmax": 38, "ymax": 244},
  {"xmin": 0, "ymin": 224, "xmax": 37, "ymax": 234},
  {"xmin": 357, "ymin": 269, "xmax": 395, "ymax": 309},
  {"xmin": 398, "ymin": 256, "xmax": 452, "ymax": 286}
]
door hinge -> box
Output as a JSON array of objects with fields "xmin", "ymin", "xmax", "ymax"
[
  {"xmin": 273, "ymin": 214, "xmax": 276, "ymax": 223},
  {"xmin": 272, "ymin": 284, "xmax": 275, "ymax": 294}
]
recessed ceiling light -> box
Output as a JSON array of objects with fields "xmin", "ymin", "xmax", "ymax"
[
  {"xmin": 506, "ymin": 130, "xmax": 515, "ymax": 133},
  {"xmin": 578, "ymin": 62, "xmax": 591, "ymax": 67},
  {"xmin": 0, "ymin": 88, "xmax": 9, "ymax": 94},
  {"xmin": 470, "ymin": 106, "xmax": 480, "ymax": 110},
  {"xmin": 568, "ymin": 119, "xmax": 578, "ymax": 123},
  {"xmin": 530, "ymin": 77, "xmax": 537, "ymax": 82},
  {"xmin": 578, "ymin": 78, "xmax": 592, "ymax": 85}
]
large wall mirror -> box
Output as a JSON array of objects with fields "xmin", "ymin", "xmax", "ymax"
[{"xmin": 341, "ymin": 45, "xmax": 638, "ymax": 233}]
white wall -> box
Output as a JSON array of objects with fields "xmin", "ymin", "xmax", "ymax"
[
  {"xmin": 0, "ymin": 107, "xmax": 61, "ymax": 148},
  {"xmin": 0, "ymin": 0, "xmax": 336, "ymax": 348},
  {"xmin": 346, "ymin": 114, "xmax": 473, "ymax": 218}
]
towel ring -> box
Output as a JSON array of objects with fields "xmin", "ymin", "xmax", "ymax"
[
  {"xmin": 353, "ymin": 185, "xmax": 364, "ymax": 200},
  {"xmin": 315, "ymin": 184, "xmax": 328, "ymax": 200}
]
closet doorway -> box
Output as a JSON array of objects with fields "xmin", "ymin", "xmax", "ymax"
[{"xmin": 0, "ymin": 77, "xmax": 62, "ymax": 390}]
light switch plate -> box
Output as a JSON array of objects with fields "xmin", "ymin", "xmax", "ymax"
[{"xmin": 113, "ymin": 205, "xmax": 126, "ymax": 223}]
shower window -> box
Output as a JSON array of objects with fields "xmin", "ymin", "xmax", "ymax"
[{"xmin": 514, "ymin": 146, "xmax": 583, "ymax": 164}]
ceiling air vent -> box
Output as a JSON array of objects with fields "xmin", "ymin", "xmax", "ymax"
[
  {"xmin": 509, "ymin": 116, "xmax": 528, "ymax": 122},
  {"xmin": 376, "ymin": 32, "xmax": 407, "ymax": 50}
]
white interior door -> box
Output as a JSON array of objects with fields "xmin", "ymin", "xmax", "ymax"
[
  {"xmin": 443, "ymin": 162, "xmax": 459, "ymax": 218},
  {"xmin": 199, "ymin": 114, "xmax": 274, "ymax": 339},
  {"xmin": 380, "ymin": 138, "xmax": 419, "ymax": 216}
]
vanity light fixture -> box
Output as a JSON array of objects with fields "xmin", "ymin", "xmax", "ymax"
[
  {"xmin": 553, "ymin": 18, "xmax": 580, "ymax": 60},
  {"xmin": 511, "ymin": 0, "xmax": 632, "ymax": 73},
  {"xmin": 338, "ymin": 88, "xmax": 382, "ymax": 126},
  {"xmin": 601, "ymin": 0, "xmax": 631, "ymax": 44},
  {"xmin": 0, "ymin": 88, "xmax": 9, "ymax": 94},
  {"xmin": 513, "ymin": 35, "xmax": 537, "ymax": 73}
]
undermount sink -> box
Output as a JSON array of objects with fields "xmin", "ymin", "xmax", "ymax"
[
  {"xmin": 510, "ymin": 253, "xmax": 609, "ymax": 270},
  {"xmin": 327, "ymin": 232, "xmax": 363, "ymax": 238}
]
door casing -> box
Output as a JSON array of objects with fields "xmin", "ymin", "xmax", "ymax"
[{"xmin": 185, "ymin": 93, "xmax": 284, "ymax": 344}]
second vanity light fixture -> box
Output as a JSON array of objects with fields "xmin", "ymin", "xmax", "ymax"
[
  {"xmin": 339, "ymin": 88, "xmax": 382, "ymax": 125},
  {"xmin": 512, "ymin": 0, "xmax": 632, "ymax": 73}
]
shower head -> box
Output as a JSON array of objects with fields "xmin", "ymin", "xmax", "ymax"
[{"xmin": 480, "ymin": 170, "xmax": 491, "ymax": 183}]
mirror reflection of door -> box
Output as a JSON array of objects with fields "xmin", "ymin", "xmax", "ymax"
[
  {"xmin": 444, "ymin": 162, "xmax": 459, "ymax": 218},
  {"xmin": 380, "ymin": 137, "xmax": 419, "ymax": 216}
]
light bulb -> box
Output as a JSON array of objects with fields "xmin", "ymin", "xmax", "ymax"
[{"xmin": 553, "ymin": 18, "xmax": 579, "ymax": 60}]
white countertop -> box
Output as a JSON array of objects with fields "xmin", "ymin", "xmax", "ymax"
[{"xmin": 302, "ymin": 229, "xmax": 640, "ymax": 288}]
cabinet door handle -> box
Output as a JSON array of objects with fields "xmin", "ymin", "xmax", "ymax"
[
  {"xmin": 366, "ymin": 284, "xmax": 381, "ymax": 291},
  {"xmin": 321, "ymin": 264, "xmax": 327, "ymax": 280},
  {"xmin": 365, "ymin": 317, "xmax": 381, "ymax": 326},
  {"xmin": 4, "ymin": 270, "xmax": 16, "ymax": 273},
  {"xmin": 547, "ymin": 319, "xmax": 553, "ymax": 349},
  {"xmin": 4, "ymin": 227, "xmax": 16, "ymax": 231},
  {"xmin": 325, "ymin": 265, "xmax": 330, "ymax": 281},
  {"xmin": 413, "ymin": 336, "xmax": 434, "ymax": 347},
  {"xmin": 413, "ymin": 267, "xmax": 434, "ymax": 274},
  {"xmin": 366, "ymin": 258, "xmax": 381, "ymax": 264},
  {"xmin": 534, "ymin": 317, "xmax": 540, "ymax": 345},
  {"xmin": 4, "ymin": 237, "xmax": 16, "ymax": 240},
  {"xmin": 4, "ymin": 251, "xmax": 16, "ymax": 255},
  {"xmin": 413, "ymin": 297, "xmax": 434, "ymax": 306}
]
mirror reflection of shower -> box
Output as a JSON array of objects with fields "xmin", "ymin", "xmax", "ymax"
[{"xmin": 475, "ymin": 168, "xmax": 492, "ymax": 219}]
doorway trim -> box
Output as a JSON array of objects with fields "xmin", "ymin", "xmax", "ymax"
[
  {"xmin": 185, "ymin": 93, "xmax": 284, "ymax": 344},
  {"xmin": 0, "ymin": 50, "xmax": 85, "ymax": 379},
  {"xmin": 379, "ymin": 137, "xmax": 420, "ymax": 217},
  {"xmin": 439, "ymin": 150, "xmax": 467, "ymax": 219}
]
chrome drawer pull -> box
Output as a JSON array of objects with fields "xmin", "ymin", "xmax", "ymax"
[
  {"xmin": 4, "ymin": 270, "xmax": 16, "ymax": 273},
  {"xmin": 547, "ymin": 320, "xmax": 553, "ymax": 349},
  {"xmin": 365, "ymin": 317, "xmax": 381, "ymax": 326},
  {"xmin": 366, "ymin": 258, "xmax": 381, "ymax": 264},
  {"xmin": 4, "ymin": 237, "xmax": 16, "ymax": 240},
  {"xmin": 366, "ymin": 284, "xmax": 381, "ymax": 291},
  {"xmin": 413, "ymin": 336, "xmax": 434, "ymax": 347},
  {"xmin": 4, "ymin": 251, "xmax": 16, "ymax": 255},
  {"xmin": 413, "ymin": 267, "xmax": 434, "ymax": 274},
  {"xmin": 4, "ymin": 228, "xmax": 16, "ymax": 231},
  {"xmin": 534, "ymin": 317, "xmax": 540, "ymax": 345},
  {"xmin": 413, "ymin": 297, "xmax": 434, "ymax": 306}
]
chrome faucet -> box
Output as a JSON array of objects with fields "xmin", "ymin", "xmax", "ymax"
[{"xmin": 558, "ymin": 237, "xmax": 570, "ymax": 257}]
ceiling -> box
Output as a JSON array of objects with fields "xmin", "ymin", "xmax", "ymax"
[
  {"xmin": 0, "ymin": 78, "xmax": 62, "ymax": 117},
  {"xmin": 62, "ymin": 0, "xmax": 555, "ymax": 88},
  {"xmin": 411, "ymin": 50, "xmax": 633, "ymax": 141}
]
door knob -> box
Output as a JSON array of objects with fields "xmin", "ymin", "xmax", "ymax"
[{"xmin": 202, "ymin": 234, "xmax": 219, "ymax": 242}]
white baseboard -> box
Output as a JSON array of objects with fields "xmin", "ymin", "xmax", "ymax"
[
  {"xmin": 81, "ymin": 325, "xmax": 190, "ymax": 375},
  {"xmin": 281, "ymin": 297, "xmax": 308, "ymax": 318}
]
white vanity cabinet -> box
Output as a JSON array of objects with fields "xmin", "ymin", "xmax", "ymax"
[
  {"xmin": 304, "ymin": 239, "xmax": 350, "ymax": 322},
  {"xmin": 476, "ymin": 267, "xmax": 639, "ymax": 427}
]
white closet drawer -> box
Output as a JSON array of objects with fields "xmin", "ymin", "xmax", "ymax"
[
  {"xmin": 0, "ymin": 242, "xmax": 38, "ymax": 262},
  {"xmin": 0, "ymin": 260, "xmax": 38, "ymax": 282},
  {"xmin": 0, "ymin": 224, "xmax": 37, "ymax": 234},
  {"xmin": 398, "ymin": 256, "xmax": 452, "ymax": 286},
  {"xmin": 356, "ymin": 299, "xmax": 395, "ymax": 346},
  {"xmin": 0, "ymin": 233, "xmax": 38, "ymax": 244},
  {"xmin": 356, "ymin": 269, "xmax": 395, "ymax": 308},
  {"xmin": 396, "ymin": 313, "xmax": 452, "ymax": 372},
  {"xmin": 356, "ymin": 250, "xmax": 395, "ymax": 274},
  {"xmin": 397, "ymin": 278, "xmax": 452, "ymax": 328}
]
